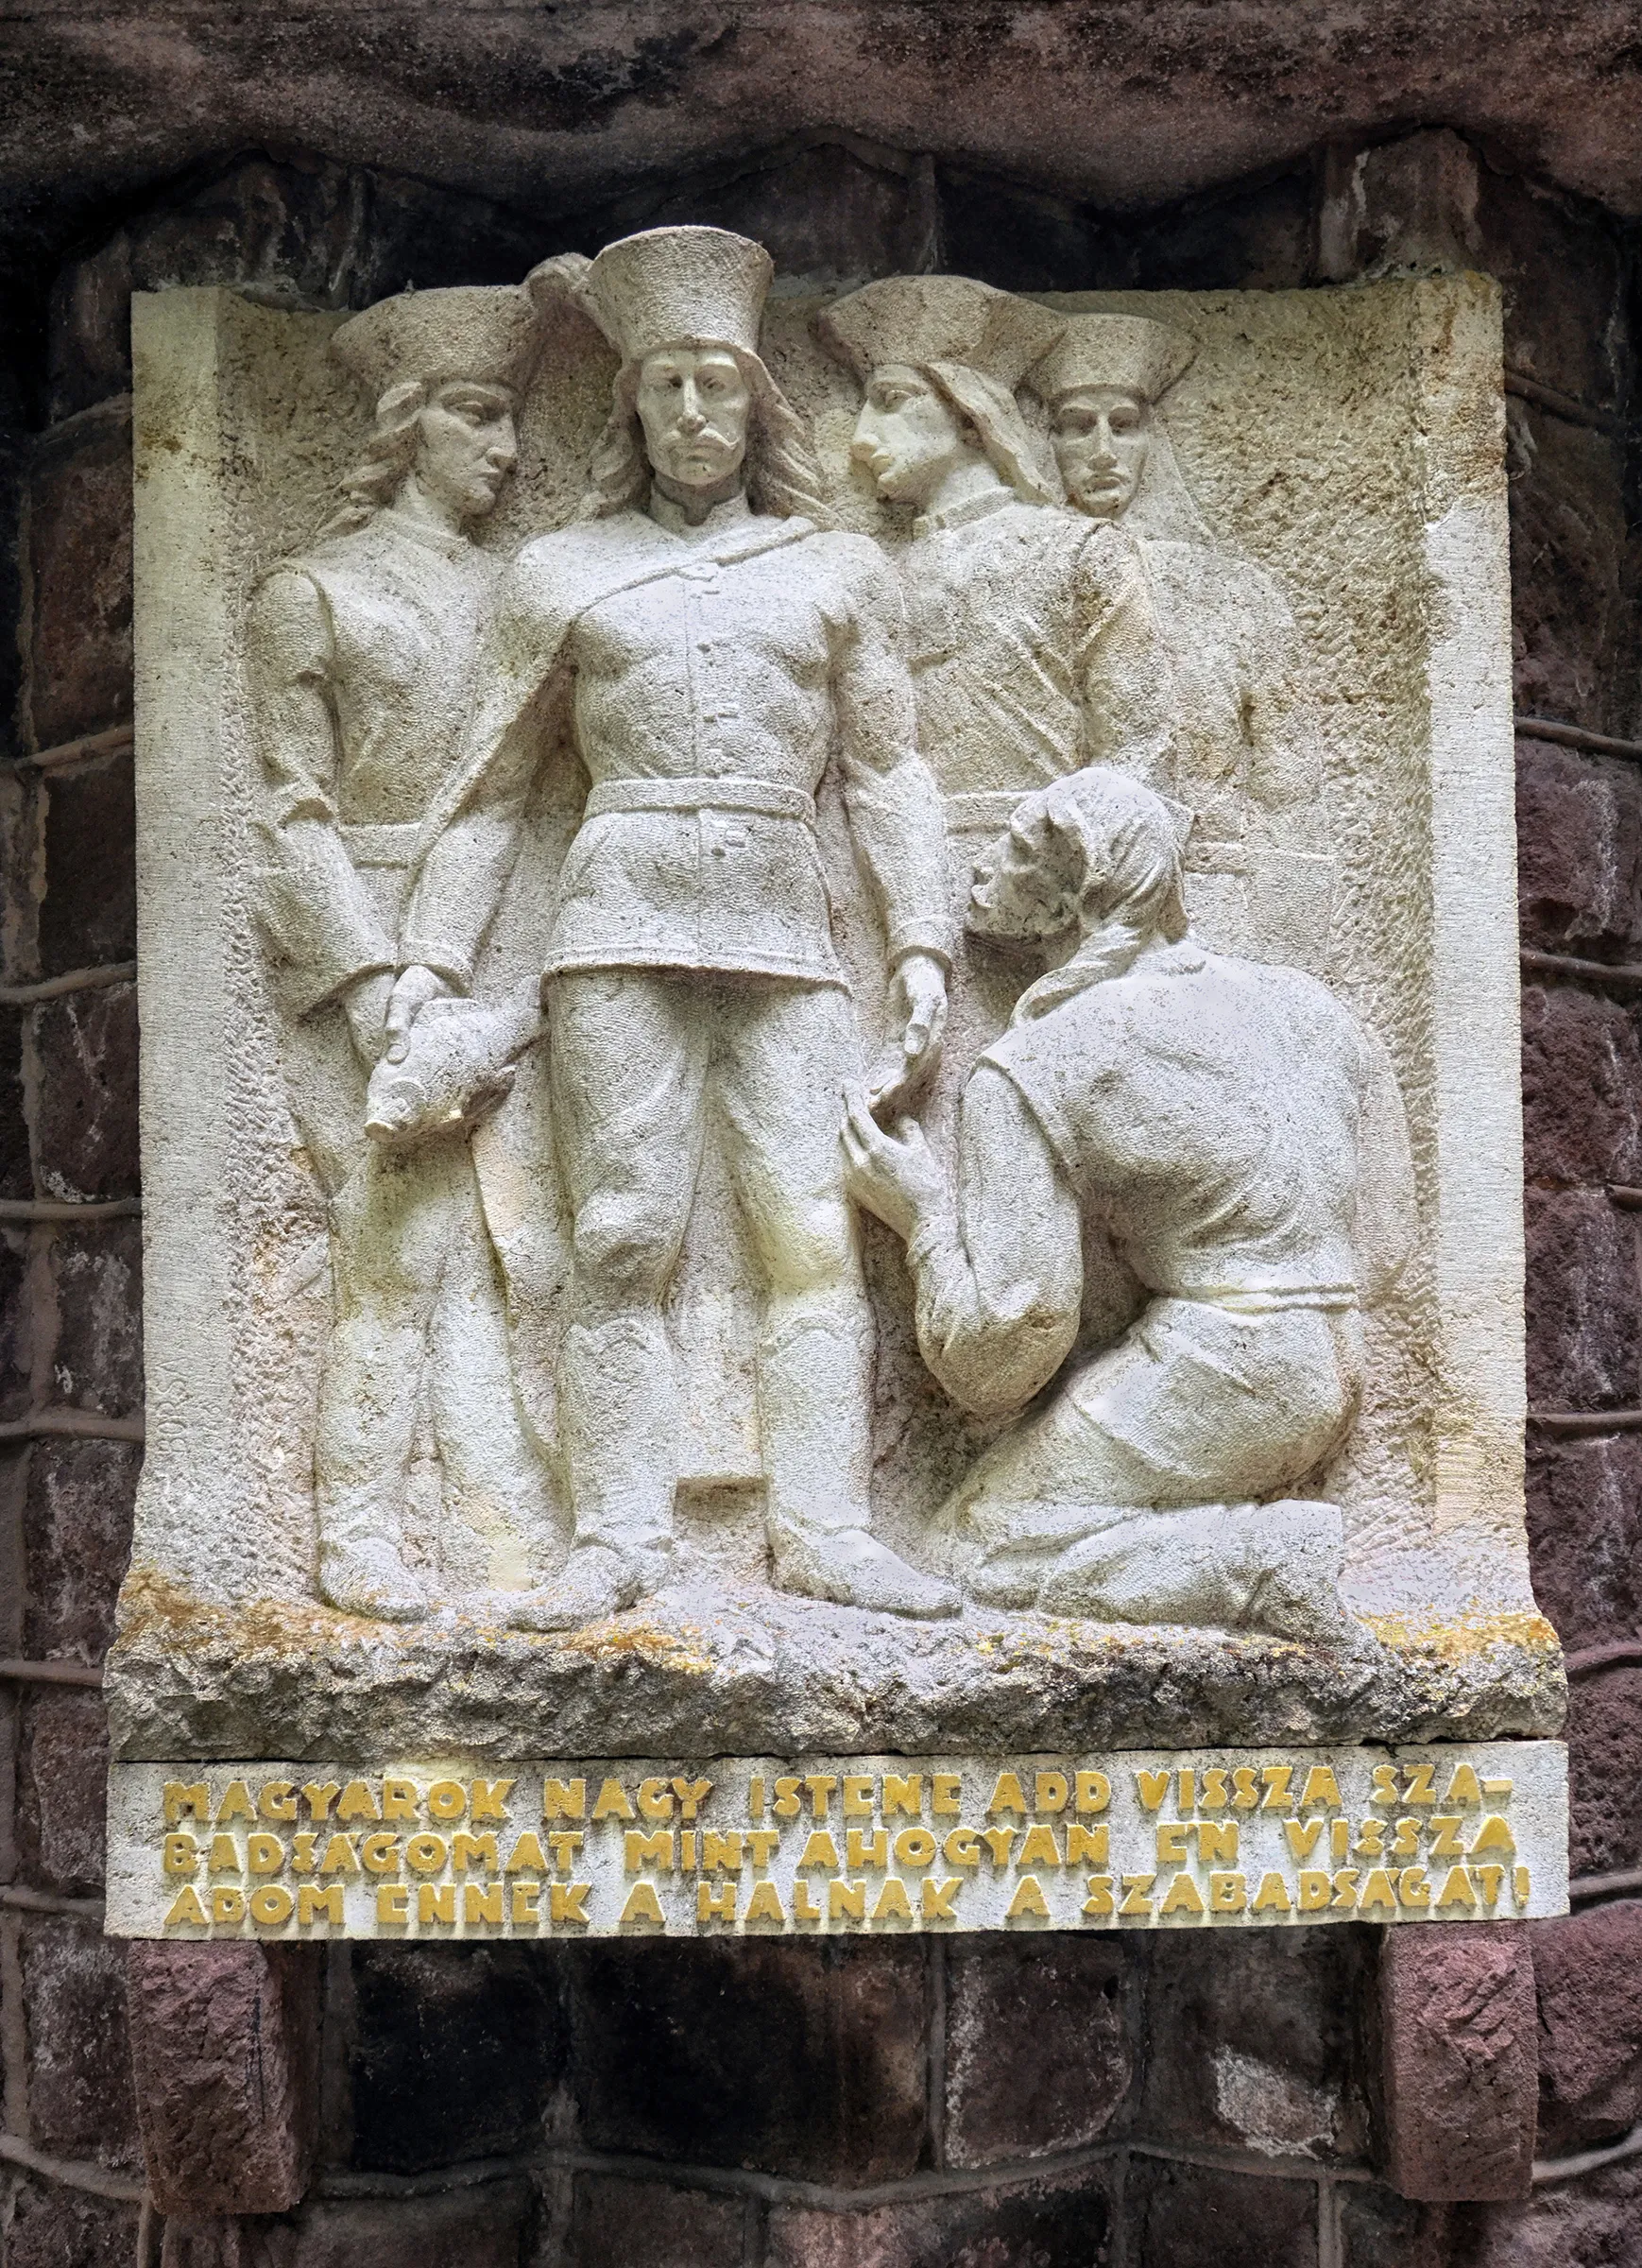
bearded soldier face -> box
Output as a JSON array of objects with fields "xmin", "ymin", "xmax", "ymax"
[{"xmin": 636, "ymin": 346, "xmax": 753, "ymax": 493}]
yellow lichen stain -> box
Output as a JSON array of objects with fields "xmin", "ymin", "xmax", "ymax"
[{"xmin": 1359, "ymin": 1610, "xmax": 1563, "ymax": 1667}]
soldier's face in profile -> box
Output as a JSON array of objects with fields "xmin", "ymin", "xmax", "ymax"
[
  {"xmin": 415, "ymin": 383, "xmax": 519, "ymax": 520},
  {"xmin": 851, "ymin": 365, "xmax": 972, "ymax": 507},
  {"xmin": 636, "ymin": 348, "xmax": 752, "ymax": 492},
  {"xmin": 1052, "ymin": 386, "xmax": 1151, "ymax": 519}
]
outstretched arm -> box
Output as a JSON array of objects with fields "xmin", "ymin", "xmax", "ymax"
[{"xmin": 843, "ymin": 1071, "xmax": 1082, "ymax": 1420}]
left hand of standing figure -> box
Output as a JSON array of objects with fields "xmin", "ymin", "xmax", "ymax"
[
  {"xmin": 840, "ymin": 1082, "xmax": 947, "ymax": 1245},
  {"xmin": 869, "ymin": 949, "xmax": 948, "ymax": 1115}
]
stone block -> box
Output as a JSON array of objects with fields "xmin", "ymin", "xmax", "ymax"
[
  {"xmin": 158, "ymin": 2183, "xmax": 533, "ymax": 2268},
  {"xmin": 22, "ymin": 1435, "xmax": 141, "ymax": 1661},
  {"xmin": 943, "ymin": 1936, "xmax": 1132, "ymax": 2167},
  {"xmin": 0, "ymin": 763, "xmax": 44, "ymax": 983},
  {"xmin": 1525, "ymin": 1434, "xmax": 1642, "ymax": 1652},
  {"xmin": 18, "ymin": 1913, "xmax": 140, "ymax": 2166},
  {"xmin": 2, "ymin": 2176, "xmax": 140, "ymax": 2268},
  {"xmin": 1125, "ymin": 2157, "xmax": 1318, "ymax": 2268},
  {"xmin": 1507, "ymin": 407, "xmax": 1633, "ymax": 734},
  {"xmin": 569, "ymin": 1939, "xmax": 928, "ymax": 2183},
  {"xmin": 1378, "ymin": 1924, "xmax": 1536, "ymax": 2201},
  {"xmin": 26, "ymin": 979, "xmax": 140, "ymax": 1202},
  {"xmin": 15, "ymin": 1685, "xmax": 109, "ymax": 1894},
  {"xmin": 1521, "ymin": 986, "xmax": 1642, "ymax": 1189},
  {"xmin": 1336, "ymin": 2182, "xmax": 1445, "ymax": 2268},
  {"xmin": 45, "ymin": 1218, "xmax": 144, "ymax": 1418},
  {"xmin": 39, "ymin": 753, "xmax": 137, "ymax": 978},
  {"xmin": 1474, "ymin": 164, "xmax": 1630, "ymax": 414},
  {"xmin": 348, "ymin": 1942, "xmax": 565, "ymax": 2174},
  {"xmin": 565, "ymin": 2174, "xmax": 744, "ymax": 2268},
  {"xmin": 1138, "ymin": 1931, "xmax": 1368, "ymax": 2163},
  {"xmin": 1445, "ymin": 2157, "xmax": 1642, "ymax": 2265},
  {"xmin": 1523, "ymin": 1189, "xmax": 1639, "ymax": 1412},
  {"xmin": 1317, "ymin": 129, "xmax": 1483, "ymax": 284},
  {"xmin": 767, "ymin": 2160, "xmax": 1119, "ymax": 2267},
  {"xmin": 127, "ymin": 1938, "xmax": 321, "ymax": 2215},
  {"xmin": 1565, "ymin": 1668, "xmax": 1642, "ymax": 1880},
  {"xmin": 1086, "ymin": 164, "xmax": 1316, "ymax": 293},
  {"xmin": 0, "ymin": 1004, "xmax": 31, "ymax": 1199},
  {"xmin": 1516, "ymin": 741, "xmax": 1642, "ymax": 960},
  {"xmin": 1531, "ymin": 1902, "xmax": 1642, "ymax": 2151},
  {"xmin": 0, "ymin": 1220, "xmax": 34, "ymax": 1421},
  {"xmin": 28, "ymin": 418, "xmax": 133, "ymax": 751},
  {"xmin": 46, "ymin": 231, "xmax": 136, "ymax": 423}
]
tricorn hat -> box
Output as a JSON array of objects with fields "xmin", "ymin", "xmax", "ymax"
[
  {"xmin": 1029, "ymin": 312, "xmax": 1197, "ymax": 406},
  {"xmin": 331, "ymin": 258, "xmax": 582, "ymax": 404},
  {"xmin": 815, "ymin": 275, "xmax": 1066, "ymax": 390},
  {"xmin": 573, "ymin": 226, "xmax": 774, "ymax": 369}
]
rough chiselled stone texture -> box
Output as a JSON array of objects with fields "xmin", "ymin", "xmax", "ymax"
[
  {"xmin": 157, "ymin": 2183, "xmax": 533, "ymax": 2267},
  {"xmin": 1, "ymin": 2178, "xmax": 140, "ymax": 2268},
  {"xmin": 349, "ymin": 1943, "xmax": 564, "ymax": 2174},
  {"xmin": 1140, "ymin": 1929, "xmax": 1368, "ymax": 2165},
  {"xmin": 39, "ymin": 753, "xmax": 137, "ymax": 977},
  {"xmin": 1526, "ymin": 1434, "xmax": 1642, "ymax": 1652},
  {"xmin": 27, "ymin": 419, "xmax": 132, "ymax": 751},
  {"xmin": 1379, "ymin": 1924, "xmax": 1536, "ymax": 2201},
  {"xmin": 1446, "ymin": 2157, "xmax": 1642, "ymax": 2264},
  {"xmin": 1565, "ymin": 1668, "xmax": 1642, "ymax": 1880},
  {"xmin": 565, "ymin": 2175, "xmax": 744, "ymax": 2268},
  {"xmin": 43, "ymin": 1218, "xmax": 143, "ymax": 1418},
  {"xmin": 18, "ymin": 1914, "xmax": 140, "ymax": 2166},
  {"xmin": 1517, "ymin": 741, "xmax": 1642, "ymax": 959},
  {"xmin": 1523, "ymin": 1189, "xmax": 1640, "ymax": 1411},
  {"xmin": 1335, "ymin": 2183, "xmax": 1442, "ymax": 2268},
  {"xmin": 1125, "ymin": 2158, "xmax": 1318, "ymax": 2267},
  {"xmin": 126, "ymin": 1939, "xmax": 321, "ymax": 2215},
  {"xmin": 1531, "ymin": 1902, "xmax": 1642, "ymax": 2151},
  {"xmin": 569, "ymin": 1938, "xmax": 928, "ymax": 2182},
  {"xmin": 15, "ymin": 1685, "xmax": 109, "ymax": 1895},
  {"xmin": 0, "ymin": 1003, "xmax": 31, "ymax": 1198},
  {"xmin": 768, "ymin": 2161, "xmax": 1119, "ymax": 2267},
  {"xmin": 22, "ymin": 1435, "xmax": 141, "ymax": 1660},
  {"xmin": 26, "ymin": 979, "xmax": 139, "ymax": 1202},
  {"xmin": 1521, "ymin": 985, "xmax": 1642, "ymax": 1189},
  {"xmin": 943, "ymin": 1937, "xmax": 1131, "ymax": 2167}
]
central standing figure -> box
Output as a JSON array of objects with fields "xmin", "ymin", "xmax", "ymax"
[{"xmin": 392, "ymin": 226, "xmax": 959, "ymax": 1626}]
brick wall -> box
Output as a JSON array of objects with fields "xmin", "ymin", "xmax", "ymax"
[{"xmin": 1, "ymin": 130, "xmax": 1639, "ymax": 2268}]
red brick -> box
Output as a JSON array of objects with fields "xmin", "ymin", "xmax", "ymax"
[
  {"xmin": 1126, "ymin": 2158, "xmax": 1317, "ymax": 2268},
  {"xmin": 1446, "ymin": 2156, "xmax": 1642, "ymax": 2265},
  {"xmin": 26, "ymin": 979, "xmax": 139, "ymax": 1202},
  {"xmin": 568, "ymin": 1938, "xmax": 928, "ymax": 2182},
  {"xmin": 768, "ymin": 2161, "xmax": 1118, "ymax": 2267},
  {"xmin": 1524, "ymin": 1190, "xmax": 1640, "ymax": 1412},
  {"xmin": 1507, "ymin": 410, "xmax": 1633, "ymax": 734},
  {"xmin": 39, "ymin": 753, "xmax": 136, "ymax": 979},
  {"xmin": 1521, "ymin": 986, "xmax": 1642, "ymax": 1189},
  {"xmin": 0, "ymin": 1003, "xmax": 31, "ymax": 1199},
  {"xmin": 1526, "ymin": 1435, "xmax": 1642, "ymax": 1651},
  {"xmin": 1336, "ymin": 2182, "xmax": 1446, "ymax": 2268},
  {"xmin": 127, "ymin": 1940, "xmax": 321, "ymax": 2216},
  {"xmin": 1516, "ymin": 742, "xmax": 1642, "ymax": 961},
  {"xmin": 943, "ymin": 1937, "xmax": 1132, "ymax": 2167},
  {"xmin": 2, "ymin": 2176, "xmax": 139, "ymax": 2268},
  {"xmin": 567, "ymin": 2174, "xmax": 743, "ymax": 2268},
  {"xmin": 19, "ymin": 1913, "xmax": 140, "ymax": 2167},
  {"xmin": 155, "ymin": 2185, "xmax": 533, "ymax": 2267},
  {"xmin": 1379, "ymin": 1925, "xmax": 1537, "ymax": 2201},
  {"xmin": 1566, "ymin": 1670, "xmax": 1642, "ymax": 1880},
  {"xmin": 22, "ymin": 1435, "xmax": 140, "ymax": 1661},
  {"xmin": 28, "ymin": 420, "xmax": 132, "ymax": 751},
  {"xmin": 1139, "ymin": 1931, "xmax": 1369, "ymax": 2164},
  {"xmin": 15, "ymin": 1686, "xmax": 109, "ymax": 1894},
  {"xmin": 1531, "ymin": 1904, "xmax": 1642, "ymax": 2152}
]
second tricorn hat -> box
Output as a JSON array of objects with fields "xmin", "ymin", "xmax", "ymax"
[
  {"xmin": 331, "ymin": 260, "xmax": 583, "ymax": 404},
  {"xmin": 574, "ymin": 226, "xmax": 775, "ymax": 367},
  {"xmin": 815, "ymin": 275, "xmax": 1066, "ymax": 389},
  {"xmin": 1030, "ymin": 312, "xmax": 1197, "ymax": 405}
]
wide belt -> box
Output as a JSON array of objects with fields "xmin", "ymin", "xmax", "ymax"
[
  {"xmin": 340, "ymin": 819, "xmax": 422, "ymax": 870},
  {"xmin": 584, "ymin": 776, "xmax": 816, "ymax": 825}
]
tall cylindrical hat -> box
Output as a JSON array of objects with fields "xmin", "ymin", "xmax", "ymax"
[
  {"xmin": 573, "ymin": 226, "xmax": 774, "ymax": 367},
  {"xmin": 1029, "ymin": 312, "xmax": 1196, "ymax": 405},
  {"xmin": 815, "ymin": 275, "xmax": 1065, "ymax": 389},
  {"xmin": 330, "ymin": 258, "xmax": 582, "ymax": 404}
]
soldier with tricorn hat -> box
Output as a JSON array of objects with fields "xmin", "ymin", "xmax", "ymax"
[
  {"xmin": 1028, "ymin": 310, "xmax": 1332, "ymax": 970},
  {"xmin": 391, "ymin": 224, "xmax": 960, "ymax": 1627},
  {"xmin": 248, "ymin": 264, "xmax": 571, "ymax": 1621}
]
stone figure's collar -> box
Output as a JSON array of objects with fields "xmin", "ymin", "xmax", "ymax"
[
  {"xmin": 376, "ymin": 507, "xmax": 473, "ymax": 559},
  {"xmin": 913, "ymin": 486, "xmax": 1020, "ymax": 539},
  {"xmin": 1011, "ymin": 935, "xmax": 1206, "ymax": 1024},
  {"xmin": 647, "ymin": 487, "xmax": 754, "ymax": 541}
]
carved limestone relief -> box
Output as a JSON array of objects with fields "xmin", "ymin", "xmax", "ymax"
[{"xmin": 112, "ymin": 232, "xmax": 1553, "ymax": 1813}]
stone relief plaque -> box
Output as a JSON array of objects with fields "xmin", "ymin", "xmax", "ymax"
[{"xmin": 108, "ymin": 227, "xmax": 1565, "ymax": 1937}]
